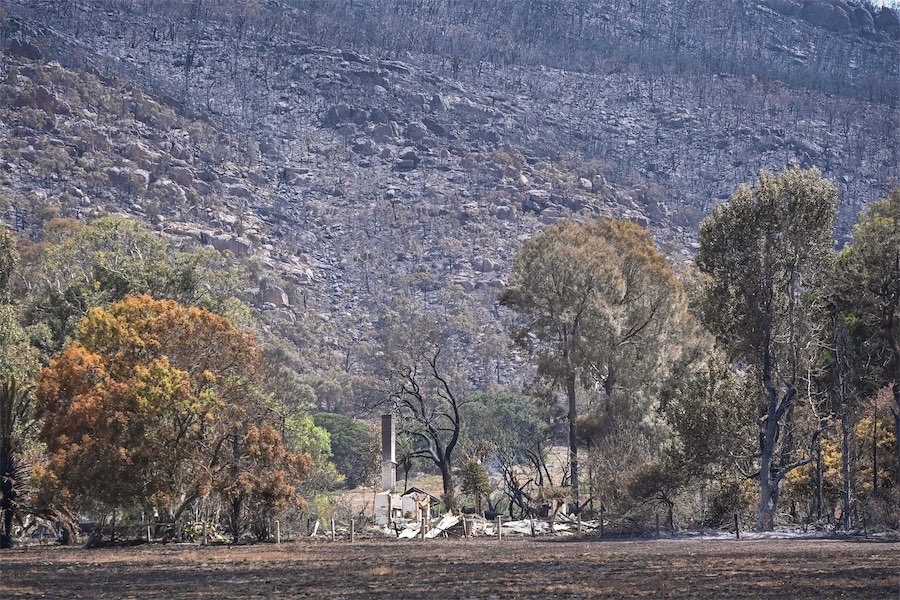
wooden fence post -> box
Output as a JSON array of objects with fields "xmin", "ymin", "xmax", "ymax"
[
  {"xmin": 577, "ymin": 513, "xmax": 582, "ymax": 538},
  {"xmin": 276, "ymin": 520, "xmax": 281, "ymax": 544},
  {"xmin": 462, "ymin": 516, "xmax": 468, "ymax": 538},
  {"xmin": 146, "ymin": 524, "xmax": 152, "ymax": 543},
  {"xmin": 420, "ymin": 515, "xmax": 426, "ymax": 541},
  {"xmin": 330, "ymin": 518, "xmax": 336, "ymax": 542},
  {"xmin": 734, "ymin": 513, "xmax": 740, "ymax": 540},
  {"xmin": 599, "ymin": 509, "xmax": 604, "ymax": 538},
  {"xmin": 655, "ymin": 513, "xmax": 660, "ymax": 538},
  {"xmin": 496, "ymin": 516, "xmax": 502, "ymax": 541}
]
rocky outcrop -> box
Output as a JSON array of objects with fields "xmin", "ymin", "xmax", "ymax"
[
  {"xmin": 394, "ymin": 147, "xmax": 420, "ymax": 171},
  {"xmin": 802, "ymin": 2, "xmax": 851, "ymax": 34},
  {"xmin": 874, "ymin": 7, "xmax": 900, "ymax": 39},
  {"xmin": 106, "ymin": 166, "xmax": 150, "ymax": 194},
  {"xmin": 323, "ymin": 103, "xmax": 369, "ymax": 127},
  {"xmin": 260, "ymin": 283, "xmax": 290, "ymax": 307},
  {"xmin": 760, "ymin": 0, "xmax": 799, "ymax": 16},
  {"xmin": 761, "ymin": 0, "xmax": 898, "ymax": 39},
  {"xmin": 205, "ymin": 233, "xmax": 252, "ymax": 257},
  {"xmin": 1, "ymin": 0, "xmax": 896, "ymax": 377},
  {"xmin": 404, "ymin": 121, "xmax": 428, "ymax": 141}
]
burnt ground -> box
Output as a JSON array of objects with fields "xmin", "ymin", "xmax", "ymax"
[{"xmin": 2, "ymin": 538, "xmax": 897, "ymax": 599}]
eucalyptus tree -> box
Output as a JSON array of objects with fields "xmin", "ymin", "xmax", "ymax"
[
  {"xmin": 697, "ymin": 167, "xmax": 837, "ymax": 530},
  {"xmin": 834, "ymin": 188, "xmax": 899, "ymax": 489},
  {"xmin": 20, "ymin": 216, "xmax": 248, "ymax": 353},
  {"xmin": 502, "ymin": 218, "xmax": 693, "ymax": 513}
]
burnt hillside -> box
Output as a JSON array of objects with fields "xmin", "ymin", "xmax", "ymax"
[{"xmin": 1, "ymin": 0, "xmax": 897, "ymax": 371}]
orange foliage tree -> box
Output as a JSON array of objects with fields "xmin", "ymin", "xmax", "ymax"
[{"xmin": 34, "ymin": 295, "xmax": 309, "ymax": 541}]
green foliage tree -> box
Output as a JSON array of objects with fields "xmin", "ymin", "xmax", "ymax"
[
  {"xmin": 460, "ymin": 392, "xmax": 553, "ymax": 516},
  {"xmin": 502, "ymin": 218, "xmax": 694, "ymax": 513},
  {"xmin": 460, "ymin": 459, "xmax": 492, "ymax": 515},
  {"xmin": 20, "ymin": 216, "xmax": 248, "ymax": 352},
  {"xmin": 665, "ymin": 356, "xmax": 756, "ymax": 481},
  {"xmin": 697, "ymin": 166, "xmax": 837, "ymax": 530},
  {"xmin": 0, "ymin": 227, "xmax": 18, "ymax": 300},
  {"xmin": 631, "ymin": 355, "xmax": 757, "ymax": 527},
  {"xmin": 312, "ymin": 413, "xmax": 377, "ymax": 489},
  {"xmin": 834, "ymin": 189, "xmax": 899, "ymax": 489},
  {"xmin": 282, "ymin": 413, "xmax": 339, "ymax": 491}
]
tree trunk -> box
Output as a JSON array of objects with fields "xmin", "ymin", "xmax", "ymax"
[
  {"xmin": 0, "ymin": 440, "xmax": 13, "ymax": 549},
  {"xmin": 841, "ymin": 411, "xmax": 852, "ymax": 530},
  {"xmin": 757, "ymin": 353, "xmax": 802, "ymax": 531},
  {"xmin": 893, "ymin": 379, "xmax": 900, "ymax": 491},
  {"xmin": 566, "ymin": 372, "xmax": 579, "ymax": 514},
  {"xmin": 439, "ymin": 461, "xmax": 456, "ymax": 511},
  {"xmin": 894, "ymin": 406, "xmax": 900, "ymax": 493},
  {"xmin": 230, "ymin": 494, "xmax": 243, "ymax": 544},
  {"xmin": 815, "ymin": 438, "xmax": 823, "ymax": 522},
  {"xmin": 872, "ymin": 410, "xmax": 878, "ymax": 492},
  {"xmin": 758, "ymin": 447, "xmax": 776, "ymax": 531},
  {"xmin": 757, "ymin": 384, "xmax": 779, "ymax": 531},
  {"xmin": 229, "ymin": 429, "xmax": 242, "ymax": 544},
  {"xmin": 0, "ymin": 500, "xmax": 12, "ymax": 549},
  {"xmin": 891, "ymin": 312, "xmax": 899, "ymax": 488}
]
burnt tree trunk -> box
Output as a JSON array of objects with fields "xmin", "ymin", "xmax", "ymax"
[
  {"xmin": 0, "ymin": 445, "xmax": 13, "ymax": 549},
  {"xmin": 230, "ymin": 494, "xmax": 243, "ymax": 545},
  {"xmin": 439, "ymin": 459, "xmax": 456, "ymax": 510},
  {"xmin": 894, "ymin": 404, "xmax": 900, "ymax": 493},
  {"xmin": 229, "ymin": 428, "xmax": 243, "ymax": 544},
  {"xmin": 0, "ymin": 495, "xmax": 12, "ymax": 549}
]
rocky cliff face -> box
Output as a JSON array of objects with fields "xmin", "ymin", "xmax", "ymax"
[{"xmin": 1, "ymin": 0, "xmax": 897, "ymax": 370}]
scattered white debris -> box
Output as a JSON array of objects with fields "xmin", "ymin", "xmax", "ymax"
[{"xmin": 425, "ymin": 514, "xmax": 461, "ymax": 539}]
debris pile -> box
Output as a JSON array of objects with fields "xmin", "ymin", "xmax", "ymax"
[{"xmin": 381, "ymin": 514, "xmax": 604, "ymax": 540}]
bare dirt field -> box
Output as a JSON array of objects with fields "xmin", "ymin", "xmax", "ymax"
[{"xmin": 2, "ymin": 538, "xmax": 897, "ymax": 599}]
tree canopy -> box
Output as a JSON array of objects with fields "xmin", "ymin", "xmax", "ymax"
[
  {"xmin": 18, "ymin": 217, "xmax": 249, "ymax": 353},
  {"xmin": 502, "ymin": 218, "xmax": 694, "ymax": 513},
  {"xmin": 312, "ymin": 413, "xmax": 377, "ymax": 489},
  {"xmin": 34, "ymin": 295, "xmax": 310, "ymax": 539}
]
